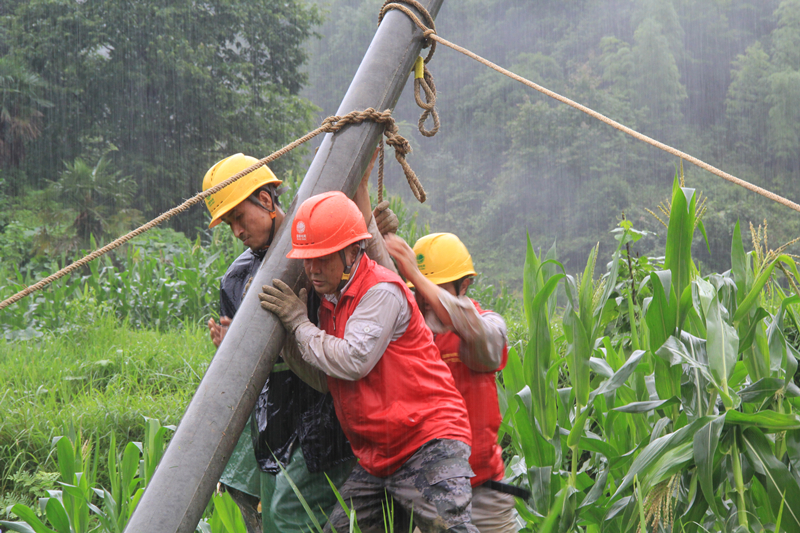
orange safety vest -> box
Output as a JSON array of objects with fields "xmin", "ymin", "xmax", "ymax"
[
  {"xmin": 435, "ymin": 300, "xmax": 508, "ymax": 486},
  {"xmin": 319, "ymin": 255, "xmax": 472, "ymax": 477}
]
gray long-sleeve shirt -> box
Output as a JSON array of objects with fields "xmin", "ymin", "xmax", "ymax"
[
  {"xmin": 280, "ymin": 216, "xmax": 408, "ymax": 390},
  {"xmin": 424, "ymin": 291, "xmax": 507, "ymax": 373}
]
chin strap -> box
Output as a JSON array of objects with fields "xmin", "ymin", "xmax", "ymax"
[
  {"xmin": 266, "ymin": 210, "xmax": 277, "ymax": 248},
  {"xmin": 337, "ymin": 242, "xmax": 365, "ymax": 291}
]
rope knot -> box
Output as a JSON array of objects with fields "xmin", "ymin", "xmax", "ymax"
[
  {"xmin": 378, "ymin": 0, "xmax": 440, "ymax": 138},
  {"xmin": 383, "ymin": 124, "xmax": 411, "ymax": 156}
]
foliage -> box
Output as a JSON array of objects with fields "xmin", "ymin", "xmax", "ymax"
[
  {"xmin": 0, "ymin": 225, "xmax": 242, "ymax": 338},
  {"xmin": 0, "ymin": 421, "xmax": 244, "ymax": 533},
  {"xmin": 1, "ymin": 0, "xmax": 320, "ymax": 233},
  {"xmin": 498, "ymin": 179, "xmax": 800, "ymax": 533},
  {"xmin": 0, "ymin": 55, "xmax": 51, "ymax": 169},
  {"xmin": 48, "ymin": 147, "xmax": 142, "ymax": 246},
  {"xmin": 0, "ymin": 311, "xmax": 213, "ymax": 500}
]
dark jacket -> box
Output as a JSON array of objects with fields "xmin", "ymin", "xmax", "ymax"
[{"xmin": 220, "ymin": 248, "xmax": 353, "ymax": 474}]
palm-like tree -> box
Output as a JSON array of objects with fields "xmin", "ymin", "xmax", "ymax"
[
  {"xmin": 0, "ymin": 56, "xmax": 52, "ymax": 167},
  {"xmin": 50, "ymin": 147, "xmax": 141, "ymax": 243}
]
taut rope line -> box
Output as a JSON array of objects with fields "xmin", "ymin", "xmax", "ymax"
[
  {"xmin": 0, "ymin": 108, "xmax": 424, "ymax": 311},
  {"xmin": 379, "ymin": 2, "xmax": 800, "ymax": 215}
]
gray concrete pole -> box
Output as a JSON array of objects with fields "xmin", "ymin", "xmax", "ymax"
[{"xmin": 124, "ymin": 2, "xmax": 444, "ymax": 532}]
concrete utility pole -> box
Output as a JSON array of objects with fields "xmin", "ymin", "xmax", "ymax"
[{"xmin": 124, "ymin": 2, "xmax": 444, "ymax": 532}]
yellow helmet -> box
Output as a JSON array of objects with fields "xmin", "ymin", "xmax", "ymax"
[
  {"xmin": 412, "ymin": 233, "xmax": 477, "ymax": 286},
  {"xmin": 202, "ymin": 153, "xmax": 282, "ymax": 228}
]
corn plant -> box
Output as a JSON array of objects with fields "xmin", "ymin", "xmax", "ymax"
[
  {"xmin": 0, "ymin": 419, "xmax": 179, "ymax": 533},
  {"xmin": 502, "ymin": 176, "xmax": 800, "ymax": 533}
]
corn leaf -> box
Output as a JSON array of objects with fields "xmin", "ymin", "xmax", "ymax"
[
  {"xmin": 693, "ymin": 414, "xmax": 726, "ymax": 519},
  {"xmin": 664, "ymin": 180, "xmax": 696, "ymax": 310},
  {"xmin": 741, "ymin": 427, "xmax": 800, "ymax": 533},
  {"xmin": 523, "ymin": 271, "xmax": 564, "ymax": 440},
  {"xmin": 44, "ymin": 499, "xmax": 70, "ymax": 533},
  {"xmin": 55, "ymin": 437, "xmax": 76, "ymax": 486},
  {"xmin": 562, "ymin": 307, "xmax": 592, "ymax": 409},
  {"xmin": 4, "ymin": 504, "xmax": 57, "ymax": 533},
  {"xmin": 512, "ymin": 393, "xmax": 556, "ymax": 468},
  {"xmin": 567, "ymin": 406, "xmax": 592, "ymax": 448},
  {"xmin": 731, "ymin": 220, "xmax": 747, "ymax": 306},
  {"xmin": 697, "ymin": 278, "xmax": 739, "ymax": 408},
  {"xmin": 739, "ymin": 377, "xmax": 800, "ymax": 404},
  {"xmin": 613, "ymin": 397, "xmax": 680, "ymax": 413},
  {"xmin": 724, "ymin": 410, "xmax": 800, "ymax": 431},
  {"xmin": 523, "ymin": 231, "xmax": 543, "ymax": 333},
  {"xmin": 645, "ymin": 271, "xmax": 678, "ymax": 352},
  {"xmin": 640, "ymin": 441, "xmax": 693, "ymax": 492},
  {"xmin": 502, "ymin": 347, "xmax": 526, "ymax": 397},
  {"xmin": 612, "ymin": 416, "xmax": 713, "ymax": 499},
  {"xmin": 733, "ymin": 255, "xmax": 800, "ymax": 324},
  {"xmin": 590, "ymin": 350, "xmax": 645, "ymax": 402}
]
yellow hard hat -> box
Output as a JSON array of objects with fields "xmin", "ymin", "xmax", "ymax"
[
  {"xmin": 412, "ymin": 232, "xmax": 477, "ymax": 286},
  {"xmin": 203, "ymin": 153, "xmax": 282, "ymax": 228}
]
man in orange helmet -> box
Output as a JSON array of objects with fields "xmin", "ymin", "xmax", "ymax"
[
  {"xmin": 203, "ymin": 152, "xmax": 397, "ymax": 532},
  {"xmin": 385, "ymin": 232, "xmax": 519, "ymax": 532},
  {"xmin": 259, "ymin": 191, "xmax": 480, "ymax": 533}
]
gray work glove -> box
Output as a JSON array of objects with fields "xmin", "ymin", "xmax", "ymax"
[
  {"xmin": 259, "ymin": 279, "xmax": 310, "ymax": 333},
  {"xmin": 373, "ymin": 200, "xmax": 399, "ymax": 235}
]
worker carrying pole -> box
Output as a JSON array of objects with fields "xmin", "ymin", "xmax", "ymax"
[{"xmin": 123, "ymin": 1, "xmax": 445, "ymax": 532}]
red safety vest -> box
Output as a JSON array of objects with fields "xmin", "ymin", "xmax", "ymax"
[
  {"xmin": 434, "ymin": 300, "xmax": 508, "ymax": 486},
  {"xmin": 319, "ymin": 255, "xmax": 472, "ymax": 477}
]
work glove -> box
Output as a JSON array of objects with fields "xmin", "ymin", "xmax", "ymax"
[
  {"xmin": 373, "ymin": 200, "xmax": 399, "ymax": 235},
  {"xmin": 259, "ymin": 279, "xmax": 310, "ymax": 334}
]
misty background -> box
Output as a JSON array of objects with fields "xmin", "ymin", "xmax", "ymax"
[{"xmin": 2, "ymin": 0, "xmax": 800, "ymax": 288}]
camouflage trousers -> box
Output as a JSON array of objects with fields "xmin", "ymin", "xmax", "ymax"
[{"xmin": 325, "ymin": 439, "xmax": 479, "ymax": 533}]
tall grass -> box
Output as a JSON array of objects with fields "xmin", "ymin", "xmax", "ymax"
[{"xmin": 0, "ymin": 308, "xmax": 213, "ymax": 507}]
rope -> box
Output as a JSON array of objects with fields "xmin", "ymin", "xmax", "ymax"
[
  {"xmin": 414, "ymin": 59, "xmax": 440, "ymax": 137},
  {"xmin": 377, "ymin": 138, "xmax": 385, "ymax": 203},
  {"xmin": 379, "ymin": 2, "xmax": 440, "ymax": 137},
  {"xmin": 0, "ymin": 108, "xmax": 424, "ymax": 311},
  {"xmin": 380, "ymin": 2, "xmax": 800, "ymax": 216}
]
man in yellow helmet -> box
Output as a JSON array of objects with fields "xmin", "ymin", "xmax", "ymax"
[
  {"xmin": 385, "ymin": 232, "xmax": 519, "ymax": 533},
  {"xmin": 203, "ymin": 151, "xmax": 397, "ymax": 533}
]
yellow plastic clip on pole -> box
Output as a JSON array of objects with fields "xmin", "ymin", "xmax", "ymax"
[{"xmin": 413, "ymin": 56, "xmax": 424, "ymax": 79}]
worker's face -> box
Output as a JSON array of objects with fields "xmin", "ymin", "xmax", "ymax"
[
  {"xmin": 221, "ymin": 191, "xmax": 275, "ymax": 251},
  {"xmin": 303, "ymin": 244, "xmax": 359, "ymax": 295}
]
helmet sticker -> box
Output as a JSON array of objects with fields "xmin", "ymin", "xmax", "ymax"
[{"xmin": 296, "ymin": 220, "xmax": 307, "ymax": 241}]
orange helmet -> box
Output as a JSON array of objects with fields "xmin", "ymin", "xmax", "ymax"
[{"xmin": 287, "ymin": 191, "xmax": 372, "ymax": 259}]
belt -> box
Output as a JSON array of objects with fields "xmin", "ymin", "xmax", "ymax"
[{"xmin": 483, "ymin": 479, "xmax": 532, "ymax": 500}]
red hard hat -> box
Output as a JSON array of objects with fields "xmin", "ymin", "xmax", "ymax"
[{"xmin": 287, "ymin": 191, "xmax": 372, "ymax": 259}]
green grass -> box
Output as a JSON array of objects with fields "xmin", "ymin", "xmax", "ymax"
[{"xmin": 0, "ymin": 306, "xmax": 213, "ymax": 508}]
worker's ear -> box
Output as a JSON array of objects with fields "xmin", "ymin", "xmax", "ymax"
[
  {"xmin": 459, "ymin": 277, "xmax": 472, "ymax": 297},
  {"xmin": 345, "ymin": 243, "xmax": 361, "ymax": 266},
  {"xmin": 258, "ymin": 189, "xmax": 274, "ymax": 211}
]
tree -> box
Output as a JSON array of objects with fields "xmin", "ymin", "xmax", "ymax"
[
  {"xmin": 725, "ymin": 43, "xmax": 774, "ymax": 172},
  {"xmin": 767, "ymin": 70, "xmax": 800, "ymax": 168},
  {"xmin": 6, "ymin": 0, "xmax": 320, "ymax": 232},
  {"xmin": 49, "ymin": 148, "xmax": 141, "ymax": 245},
  {"xmin": 631, "ymin": 17, "xmax": 687, "ymax": 140},
  {"xmin": 772, "ymin": 0, "xmax": 800, "ymax": 71},
  {"xmin": 0, "ymin": 56, "xmax": 51, "ymax": 169}
]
